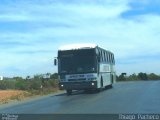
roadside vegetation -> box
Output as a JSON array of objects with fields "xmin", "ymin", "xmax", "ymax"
[
  {"xmin": 0, "ymin": 90, "xmax": 31, "ymax": 104},
  {"xmin": 117, "ymin": 72, "xmax": 160, "ymax": 81},
  {"xmin": 1, "ymin": 72, "xmax": 160, "ymax": 104},
  {"xmin": 0, "ymin": 73, "xmax": 60, "ymax": 104}
]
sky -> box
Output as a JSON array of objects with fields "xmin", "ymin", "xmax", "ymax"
[{"xmin": 0, "ymin": 0, "xmax": 160, "ymax": 77}]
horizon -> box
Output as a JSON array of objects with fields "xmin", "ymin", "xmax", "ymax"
[{"xmin": 0, "ymin": 0, "xmax": 160, "ymax": 77}]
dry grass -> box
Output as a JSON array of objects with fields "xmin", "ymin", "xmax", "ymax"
[
  {"xmin": 0, "ymin": 90, "xmax": 30, "ymax": 104},
  {"xmin": 0, "ymin": 88, "xmax": 61, "ymax": 104}
]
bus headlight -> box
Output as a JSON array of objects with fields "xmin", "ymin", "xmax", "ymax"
[
  {"xmin": 61, "ymin": 84, "xmax": 64, "ymax": 87},
  {"xmin": 91, "ymin": 83, "xmax": 95, "ymax": 86}
]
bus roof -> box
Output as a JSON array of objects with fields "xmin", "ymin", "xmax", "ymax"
[{"xmin": 58, "ymin": 43, "xmax": 97, "ymax": 51}]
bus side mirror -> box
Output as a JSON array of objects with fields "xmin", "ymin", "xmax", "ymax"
[{"xmin": 54, "ymin": 58, "xmax": 57, "ymax": 65}]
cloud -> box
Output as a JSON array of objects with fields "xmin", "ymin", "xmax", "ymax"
[
  {"xmin": 0, "ymin": 14, "xmax": 32, "ymax": 22},
  {"xmin": 122, "ymin": 0, "xmax": 160, "ymax": 18},
  {"xmin": 116, "ymin": 60, "xmax": 160, "ymax": 75},
  {"xmin": 0, "ymin": 51, "xmax": 55, "ymax": 77},
  {"xmin": 0, "ymin": 0, "xmax": 160, "ymax": 77}
]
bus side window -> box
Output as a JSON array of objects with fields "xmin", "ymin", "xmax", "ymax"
[
  {"xmin": 106, "ymin": 52, "xmax": 108, "ymax": 63},
  {"xmin": 100, "ymin": 51, "xmax": 102, "ymax": 62},
  {"xmin": 101, "ymin": 51, "xmax": 103, "ymax": 62},
  {"xmin": 111, "ymin": 54, "xmax": 113, "ymax": 63},
  {"xmin": 112, "ymin": 54, "xmax": 114, "ymax": 64},
  {"xmin": 97, "ymin": 55, "xmax": 100, "ymax": 62},
  {"xmin": 110, "ymin": 54, "xmax": 112, "ymax": 64},
  {"xmin": 106, "ymin": 52, "xmax": 107, "ymax": 63},
  {"xmin": 104, "ymin": 52, "xmax": 106, "ymax": 62},
  {"xmin": 102, "ymin": 51, "xmax": 104, "ymax": 62},
  {"xmin": 109, "ymin": 53, "xmax": 111, "ymax": 63},
  {"xmin": 110, "ymin": 54, "xmax": 112, "ymax": 63},
  {"xmin": 112, "ymin": 54, "xmax": 115, "ymax": 64},
  {"xmin": 113, "ymin": 54, "xmax": 115, "ymax": 64}
]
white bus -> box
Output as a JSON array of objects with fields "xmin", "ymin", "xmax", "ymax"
[{"xmin": 54, "ymin": 44, "xmax": 116, "ymax": 95}]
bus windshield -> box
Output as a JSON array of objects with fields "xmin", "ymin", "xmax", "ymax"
[{"xmin": 58, "ymin": 50, "xmax": 97, "ymax": 74}]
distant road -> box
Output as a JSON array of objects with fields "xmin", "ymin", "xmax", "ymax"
[{"xmin": 0, "ymin": 81, "xmax": 160, "ymax": 114}]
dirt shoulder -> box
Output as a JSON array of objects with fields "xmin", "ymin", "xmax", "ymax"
[
  {"xmin": 0, "ymin": 89, "xmax": 63, "ymax": 105},
  {"xmin": 0, "ymin": 90, "xmax": 31, "ymax": 104}
]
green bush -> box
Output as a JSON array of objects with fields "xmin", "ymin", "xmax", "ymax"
[
  {"xmin": 0, "ymin": 80, "xmax": 16, "ymax": 90},
  {"xmin": 29, "ymin": 79, "xmax": 42, "ymax": 90},
  {"xmin": 0, "ymin": 73, "xmax": 59, "ymax": 91},
  {"xmin": 15, "ymin": 80, "xmax": 28, "ymax": 90}
]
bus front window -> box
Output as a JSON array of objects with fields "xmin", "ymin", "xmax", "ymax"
[{"xmin": 59, "ymin": 55, "xmax": 96, "ymax": 74}]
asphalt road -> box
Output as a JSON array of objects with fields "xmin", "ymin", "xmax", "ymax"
[{"xmin": 0, "ymin": 80, "xmax": 160, "ymax": 114}]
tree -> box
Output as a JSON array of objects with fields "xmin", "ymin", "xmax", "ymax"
[
  {"xmin": 117, "ymin": 73, "xmax": 127, "ymax": 81},
  {"xmin": 26, "ymin": 76, "xmax": 31, "ymax": 80},
  {"xmin": 148, "ymin": 73, "xmax": 160, "ymax": 80},
  {"xmin": 13, "ymin": 76, "xmax": 23, "ymax": 81},
  {"xmin": 50, "ymin": 73, "xmax": 58, "ymax": 79},
  {"xmin": 138, "ymin": 72, "xmax": 148, "ymax": 80},
  {"xmin": 127, "ymin": 73, "xmax": 139, "ymax": 81}
]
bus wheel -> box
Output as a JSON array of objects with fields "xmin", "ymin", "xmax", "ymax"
[
  {"xmin": 95, "ymin": 88, "xmax": 101, "ymax": 93},
  {"xmin": 109, "ymin": 84, "xmax": 113, "ymax": 88},
  {"xmin": 101, "ymin": 76, "xmax": 103, "ymax": 88},
  {"xmin": 66, "ymin": 89, "xmax": 72, "ymax": 95},
  {"xmin": 105, "ymin": 84, "xmax": 113, "ymax": 89},
  {"xmin": 111, "ymin": 74, "xmax": 114, "ymax": 84}
]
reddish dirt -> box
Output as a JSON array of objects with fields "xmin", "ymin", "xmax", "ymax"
[{"xmin": 0, "ymin": 90, "xmax": 28, "ymax": 103}]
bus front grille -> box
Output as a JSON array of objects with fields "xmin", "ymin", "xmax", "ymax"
[{"xmin": 68, "ymin": 78, "xmax": 86, "ymax": 81}]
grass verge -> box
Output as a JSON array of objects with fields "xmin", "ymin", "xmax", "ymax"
[{"xmin": 0, "ymin": 88, "xmax": 60, "ymax": 104}]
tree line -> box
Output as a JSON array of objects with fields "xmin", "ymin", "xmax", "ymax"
[
  {"xmin": 1, "ymin": 72, "xmax": 160, "ymax": 91},
  {"xmin": 117, "ymin": 72, "xmax": 160, "ymax": 81}
]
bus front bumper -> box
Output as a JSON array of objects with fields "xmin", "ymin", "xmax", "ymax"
[{"xmin": 59, "ymin": 81, "xmax": 97, "ymax": 90}]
